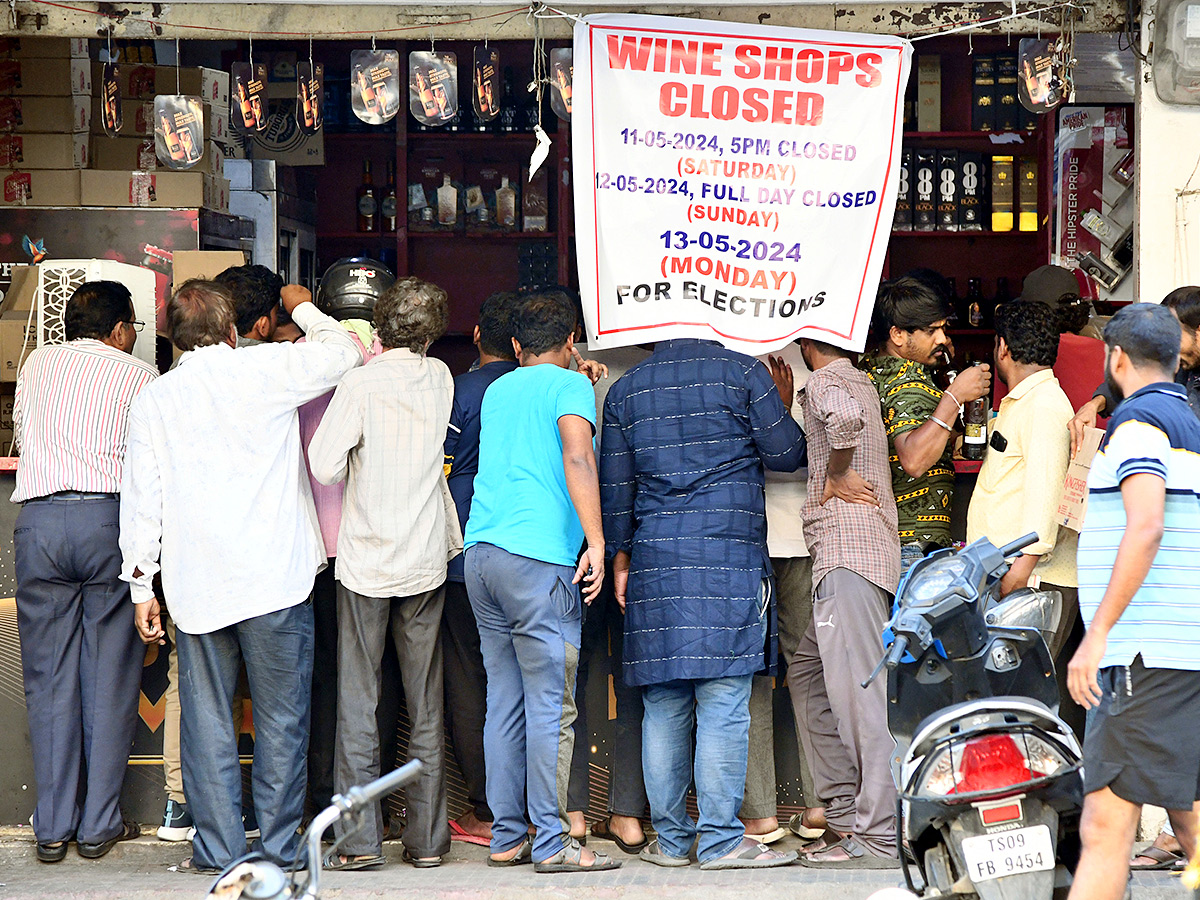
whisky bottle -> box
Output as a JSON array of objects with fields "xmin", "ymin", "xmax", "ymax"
[
  {"xmin": 964, "ymin": 277, "xmax": 985, "ymax": 328},
  {"xmin": 355, "ymin": 67, "xmax": 378, "ymax": 115},
  {"xmin": 357, "ymin": 159, "xmax": 378, "ymax": 232},
  {"xmin": 416, "ymin": 68, "xmax": 439, "ymax": 119},
  {"xmin": 161, "ymin": 113, "xmax": 186, "ymax": 162},
  {"xmin": 236, "ymin": 81, "xmax": 256, "ymax": 130},
  {"xmin": 179, "ymin": 123, "xmax": 200, "ymax": 163},
  {"xmin": 499, "ymin": 67, "xmax": 517, "ymax": 134},
  {"xmin": 475, "ymin": 62, "xmax": 491, "ymax": 117},
  {"xmin": 496, "ymin": 176, "xmax": 516, "ymax": 230},
  {"xmin": 553, "ymin": 60, "xmax": 573, "ymax": 115},
  {"xmin": 381, "ymin": 159, "xmax": 398, "ymax": 233},
  {"xmin": 962, "ymin": 389, "xmax": 988, "ymax": 461}
]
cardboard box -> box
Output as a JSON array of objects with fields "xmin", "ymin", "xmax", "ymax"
[
  {"xmin": 0, "ymin": 168, "xmax": 82, "ymax": 206},
  {"xmin": 916, "ymin": 56, "xmax": 941, "ymax": 133},
  {"xmin": 990, "ymin": 155, "xmax": 1015, "ymax": 232},
  {"xmin": 893, "ymin": 147, "xmax": 912, "ymax": 231},
  {"xmin": 0, "ymin": 264, "xmax": 35, "ymax": 312},
  {"xmin": 0, "ymin": 309, "xmax": 36, "ymax": 382},
  {"xmin": 958, "ymin": 152, "xmax": 986, "ymax": 231},
  {"xmin": 0, "ymin": 58, "xmax": 90, "ymax": 96},
  {"xmin": 0, "ymin": 37, "xmax": 88, "ymax": 59},
  {"xmin": 92, "ymin": 99, "xmax": 231, "ymax": 145},
  {"xmin": 1057, "ymin": 426, "xmax": 1104, "ymax": 531},
  {"xmin": 0, "ymin": 95, "xmax": 89, "ymax": 132},
  {"xmin": 937, "ymin": 149, "xmax": 959, "ymax": 232},
  {"xmin": 91, "ymin": 63, "xmax": 230, "ymax": 108},
  {"xmin": 972, "ymin": 55, "xmax": 996, "ymax": 132},
  {"xmin": 80, "ymin": 169, "xmax": 228, "ymax": 210},
  {"xmin": 0, "ymin": 382, "xmax": 14, "ymax": 449},
  {"xmin": 913, "ymin": 149, "xmax": 937, "ymax": 232},
  {"xmin": 91, "ymin": 135, "xmax": 224, "ymax": 179},
  {"xmin": 171, "ymin": 249, "xmax": 246, "ymax": 286},
  {"xmin": 0, "ymin": 132, "xmax": 87, "ymax": 168}
]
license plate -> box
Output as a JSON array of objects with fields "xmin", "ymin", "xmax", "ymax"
[{"xmin": 960, "ymin": 824, "xmax": 1054, "ymax": 883}]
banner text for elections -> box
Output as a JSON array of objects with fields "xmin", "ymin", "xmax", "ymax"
[{"xmin": 605, "ymin": 37, "xmax": 885, "ymax": 126}]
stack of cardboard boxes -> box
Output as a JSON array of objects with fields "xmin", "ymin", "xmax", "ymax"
[{"xmin": 0, "ymin": 37, "xmax": 233, "ymax": 213}]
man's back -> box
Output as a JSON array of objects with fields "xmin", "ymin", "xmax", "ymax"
[{"xmin": 123, "ymin": 336, "xmax": 359, "ymax": 633}]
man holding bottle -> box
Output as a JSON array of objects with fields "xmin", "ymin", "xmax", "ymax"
[{"xmin": 862, "ymin": 276, "xmax": 992, "ymax": 571}]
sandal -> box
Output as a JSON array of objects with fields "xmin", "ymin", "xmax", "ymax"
[
  {"xmin": 590, "ymin": 816, "xmax": 648, "ymax": 854},
  {"xmin": 173, "ymin": 856, "xmax": 222, "ymax": 876},
  {"xmin": 699, "ymin": 838, "xmax": 797, "ymax": 870},
  {"xmin": 799, "ymin": 836, "xmax": 900, "ymax": 869},
  {"xmin": 36, "ymin": 841, "xmax": 68, "ymax": 864},
  {"xmin": 402, "ymin": 848, "xmax": 441, "ymax": 868},
  {"xmin": 488, "ymin": 837, "xmax": 532, "ymax": 867},
  {"xmin": 534, "ymin": 837, "xmax": 622, "ymax": 873},
  {"xmin": 638, "ymin": 838, "xmax": 691, "ymax": 867},
  {"xmin": 798, "ymin": 827, "xmax": 846, "ymax": 856},
  {"xmin": 788, "ymin": 812, "xmax": 827, "ymax": 841},
  {"xmin": 1131, "ymin": 845, "xmax": 1186, "ymax": 870},
  {"xmin": 322, "ymin": 853, "xmax": 386, "ymax": 871},
  {"xmin": 746, "ymin": 826, "xmax": 787, "ymax": 845}
]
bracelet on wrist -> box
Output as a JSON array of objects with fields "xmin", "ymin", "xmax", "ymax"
[
  {"xmin": 943, "ymin": 388, "xmax": 965, "ymax": 418},
  {"xmin": 929, "ymin": 414, "xmax": 954, "ymax": 433}
]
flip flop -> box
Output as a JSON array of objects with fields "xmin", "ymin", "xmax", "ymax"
[
  {"xmin": 1131, "ymin": 845, "xmax": 1186, "ymax": 870},
  {"xmin": 799, "ymin": 836, "xmax": 900, "ymax": 870},
  {"xmin": 402, "ymin": 848, "xmax": 441, "ymax": 868},
  {"xmin": 488, "ymin": 837, "xmax": 533, "ymax": 867},
  {"xmin": 638, "ymin": 838, "xmax": 691, "ymax": 867},
  {"xmin": 746, "ymin": 826, "xmax": 788, "ymax": 845},
  {"xmin": 590, "ymin": 816, "xmax": 648, "ymax": 854},
  {"xmin": 699, "ymin": 838, "xmax": 798, "ymax": 870},
  {"xmin": 534, "ymin": 837, "xmax": 622, "ymax": 873},
  {"xmin": 448, "ymin": 818, "xmax": 491, "ymax": 846},
  {"xmin": 173, "ymin": 856, "xmax": 222, "ymax": 876},
  {"xmin": 322, "ymin": 853, "xmax": 386, "ymax": 871},
  {"xmin": 798, "ymin": 827, "xmax": 847, "ymax": 856},
  {"xmin": 787, "ymin": 813, "xmax": 826, "ymax": 841}
]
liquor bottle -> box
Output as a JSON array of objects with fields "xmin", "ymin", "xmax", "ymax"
[
  {"xmin": 496, "ymin": 176, "xmax": 516, "ymax": 230},
  {"xmin": 475, "ymin": 62, "xmax": 491, "ymax": 118},
  {"xmin": 436, "ymin": 174, "xmax": 458, "ymax": 227},
  {"xmin": 236, "ymin": 81, "xmax": 256, "ymax": 130},
  {"xmin": 962, "ymin": 388, "xmax": 988, "ymax": 461},
  {"xmin": 161, "ymin": 113, "xmax": 186, "ymax": 162},
  {"xmin": 946, "ymin": 277, "xmax": 959, "ymax": 324},
  {"xmin": 992, "ymin": 276, "xmax": 1012, "ymax": 312},
  {"xmin": 499, "ymin": 67, "xmax": 517, "ymax": 134},
  {"xmin": 521, "ymin": 68, "xmax": 541, "ymax": 132},
  {"xmin": 415, "ymin": 67, "xmax": 439, "ymax": 120},
  {"xmin": 964, "ymin": 277, "xmax": 985, "ymax": 328},
  {"xmin": 178, "ymin": 124, "xmax": 200, "ymax": 163},
  {"xmin": 553, "ymin": 60, "xmax": 573, "ymax": 114},
  {"xmin": 355, "ymin": 66, "xmax": 378, "ymax": 116},
  {"xmin": 381, "ymin": 159, "xmax": 398, "ymax": 233},
  {"xmin": 357, "ymin": 159, "xmax": 378, "ymax": 232}
]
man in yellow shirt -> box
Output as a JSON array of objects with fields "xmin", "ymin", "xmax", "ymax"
[{"xmin": 966, "ymin": 299, "xmax": 1081, "ymax": 735}]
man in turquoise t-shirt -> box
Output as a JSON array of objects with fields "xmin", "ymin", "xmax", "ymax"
[{"xmin": 463, "ymin": 291, "xmax": 618, "ymax": 874}]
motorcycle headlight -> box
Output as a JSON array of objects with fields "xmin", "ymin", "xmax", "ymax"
[{"xmin": 902, "ymin": 557, "xmax": 967, "ymax": 606}]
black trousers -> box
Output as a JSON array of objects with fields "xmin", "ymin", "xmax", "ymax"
[
  {"xmin": 15, "ymin": 495, "xmax": 143, "ymax": 845},
  {"xmin": 441, "ymin": 580, "xmax": 493, "ymax": 821}
]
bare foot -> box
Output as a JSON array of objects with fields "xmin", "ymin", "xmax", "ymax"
[
  {"xmin": 455, "ymin": 809, "xmax": 492, "ymax": 841},
  {"xmin": 491, "ymin": 843, "xmax": 525, "ymax": 863},
  {"xmin": 802, "ymin": 807, "xmax": 827, "ymax": 831},
  {"xmin": 740, "ymin": 816, "xmax": 780, "ymax": 835},
  {"xmin": 608, "ymin": 814, "xmax": 645, "ymax": 846},
  {"xmin": 568, "ymin": 810, "xmax": 587, "ymax": 841}
]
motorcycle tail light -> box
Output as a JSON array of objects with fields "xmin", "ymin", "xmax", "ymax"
[{"xmin": 912, "ymin": 731, "xmax": 1073, "ymax": 800}]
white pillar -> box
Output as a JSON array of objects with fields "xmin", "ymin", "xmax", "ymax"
[{"xmin": 1136, "ymin": 0, "xmax": 1200, "ymax": 302}]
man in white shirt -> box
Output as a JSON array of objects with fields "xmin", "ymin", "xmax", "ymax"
[
  {"xmin": 12, "ymin": 280, "xmax": 157, "ymax": 863},
  {"xmin": 120, "ymin": 279, "xmax": 362, "ymax": 874},
  {"xmin": 308, "ymin": 277, "xmax": 456, "ymax": 870}
]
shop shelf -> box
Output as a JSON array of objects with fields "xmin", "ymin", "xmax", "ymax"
[
  {"xmin": 406, "ymin": 230, "xmax": 556, "ymax": 240},
  {"xmin": 318, "ymin": 231, "xmax": 399, "ymax": 240}
]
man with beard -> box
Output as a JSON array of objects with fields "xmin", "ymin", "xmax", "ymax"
[{"xmin": 862, "ymin": 276, "xmax": 991, "ymax": 571}]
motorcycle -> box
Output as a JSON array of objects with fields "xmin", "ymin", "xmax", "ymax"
[
  {"xmin": 865, "ymin": 533, "xmax": 1084, "ymax": 900},
  {"xmin": 204, "ymin": 759, "xmax": 423, "ymax": 900}
]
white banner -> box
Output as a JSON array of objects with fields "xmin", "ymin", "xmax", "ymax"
[{"xmin": 573, "ymin": 14, "xmax": 912, "ymax": 354}]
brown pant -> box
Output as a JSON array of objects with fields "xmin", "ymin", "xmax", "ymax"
[{"xmin": 787, "ymin": 567, "xmax": 898, "ymax": 857}]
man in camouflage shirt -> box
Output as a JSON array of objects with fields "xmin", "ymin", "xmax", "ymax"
[{"xmin": 863, "ymin": 277, "xmax": 992, "ymax": 571}]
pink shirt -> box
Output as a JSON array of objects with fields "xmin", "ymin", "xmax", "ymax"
[{"xmin": 298, "ymin": 332, "xmax": 382, "ymax": 558}]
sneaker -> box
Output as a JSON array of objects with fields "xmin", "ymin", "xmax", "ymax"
[
  {"xmin": 157, "ymin": 801, "xmax": 195, "ymax": 843},
  {"xmin": 243, "ymin": 807, "xmax": 260, "ymax": 840}
]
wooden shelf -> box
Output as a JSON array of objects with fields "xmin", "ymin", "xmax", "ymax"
[
  {"xmin": 904, "ymin": 130, "xmax": 1035, "ymax": 142},
  {"xmin": 890, "ymin": 230, "xmax": 1042, "ymax": 239},
  {"xmin": 319, "ymin": 231, "xmax": 398, "ymax": 241},
  {"xmin": 407, "ymin": 230, "xmax": 556, "ymax": 240},
  {"xmin": 408, "ymin": 132, "xmax": 547, "ymax": 143}
]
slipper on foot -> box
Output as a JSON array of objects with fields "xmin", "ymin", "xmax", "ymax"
[
  {"xmin": 448, "ymin": 818, "xmax": 492, "ymax": 846},
  {"xmin": 591, "ymin": 816, "xmax": 648, "ymax": 854},
  {"xmin": 787, "ymin": 813, "xmax": 826, "ymax": 841},
  {"xmin": 534, "ymin": 837, "xmax": 622, "ymax": 873},
  {"xmin": 322, "ymin": 853, "xmax": 386, "ymax": 871},
  {"xmin": 402, "ymin": 848, "xmax": 441, "ymax": 868},
  {"xmin": 36, "ymin": 841, "xmax": 68, "ymax": 864},
  {"xmin": 799, "ymin": 836, "xmax": 899, "ymax": 870},
  {"xmin": 700, "ymin": 838, "xmax": 797, "ymax": 870},
  {"xmin": 1131, "ymin": 845, "xmax": 1186, "ymax": 870},
  {"xmin": 639, "ymin": 838, "xmax": 691, "ymax": 867},
  {"xmin": 488, "ymin": 837, "xmax": 533, "ymax": 867},
  {"xmin": 174, "ymin": 856, "xmax": 222, "ymax": 876},
  {"xmin": 746, "ymin": 826, "xmax": 788, "ymax": 845}
]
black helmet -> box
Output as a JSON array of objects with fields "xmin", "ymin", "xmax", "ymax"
[{"xmin": 316, "ymin": 257, "xmax": 395, "ymax": 321}]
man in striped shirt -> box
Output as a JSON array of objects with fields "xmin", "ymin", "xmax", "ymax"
[
  {"xmin": 11, "ymin": 280, "xmax": 157, "ymax": 863},
  {"xmin": 1067, "ymin": 304, "xmax": 1200, "ymax": 900}
]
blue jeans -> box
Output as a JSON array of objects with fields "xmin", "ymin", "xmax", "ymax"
[
  {"xmin": 175, "ymin": 600, "xmax": 314, "ymax": 869},
  {"xmin": 465, "ymin": 543, "xmax": 581, "ymax": 864},
  {"xmin": 642, "ymin": 674, "xmax": 754, "ymax": 862}
]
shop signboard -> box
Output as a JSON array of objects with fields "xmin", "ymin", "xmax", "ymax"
[{"xmin": 573, "ymin": 13, "xmax": 911, "ymax": 354}]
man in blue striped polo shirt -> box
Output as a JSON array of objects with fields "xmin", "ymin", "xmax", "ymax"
[{"xmin": 1067, "ymin": 303, "xmax": 1200, "ymax": 900}]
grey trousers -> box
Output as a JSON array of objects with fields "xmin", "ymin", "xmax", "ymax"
[
  {"xmin": 788, "ymin": 567, "xmax": 898, "ymax": 857},
  {"xmin": 334, "ymin": 582, "xmax": 451, "ymax": 858},
  {"xmin": 741, "ymin": 556, "xmax": 817, "ymax": 819},
  {"xmin": 14, "ymin": 495, "xmax": 143, "ymax": 845}
]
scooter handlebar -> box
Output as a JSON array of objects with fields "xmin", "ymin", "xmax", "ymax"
[
  {"xmin": 998, "ymin": 532, "xmax": 1040, "ymax": 559},
  {"xmin": 861, "ymin": 635, "xmax": 908, "ymax": 689}
]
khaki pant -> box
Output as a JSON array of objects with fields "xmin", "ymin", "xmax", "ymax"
[{"xmin": 163, "ymin": 612, "xmax": 249, "ymax": 804}]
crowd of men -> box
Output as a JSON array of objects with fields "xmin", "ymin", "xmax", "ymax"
[{"xmin": 11, "ymin": 260, "xmax": 1200, "ymax": 896}]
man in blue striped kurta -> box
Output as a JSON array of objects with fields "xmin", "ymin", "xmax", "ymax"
[
  {"xmin": 1066, "ymin": 304, "xmax": 1200, "ymax": 900},
  {"xmin": 600, "ymin": 339, "xmax": 804, "ymax": 870}
]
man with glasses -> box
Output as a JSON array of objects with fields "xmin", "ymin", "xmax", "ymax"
[
  {"xmin": 862, "ymin": 276, "xmax": 992, "ymax": 571},
  {"xmin": 11, "ymin": 281, "xmax": 158, "ymax": 863}
]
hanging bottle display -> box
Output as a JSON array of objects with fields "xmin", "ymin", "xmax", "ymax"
[
  {"xmin": 351, "ymin": 49, "xmax": 401, "ymax": 125},
  {"xmin": 1017, "ymin": 38, "xmax": 1066, "ymax": 113},
  {"xmin": 231, "ymin": 62, "xmax": 268, "ymax": 134},
  {"xmin": 101, "ymin": 63, "xmax": 122, "ymax": 137},
  {"xmin": 549, "ymin": 48, "xmax": 573, "ymax": 122},
  {"xmin": 296, "ymin": 61, "xmax": 324, "ymax": 135},
  {"xmin": 408, "ymin": 51, "xmax": 457, "ymax": 127},
  {"xmin": 473, "ymin": 46, "xmax": 500, "ymax": 124},
  {"xmin": 154, "ymin": 95, "xmax": 204, "ymax": 170}
]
